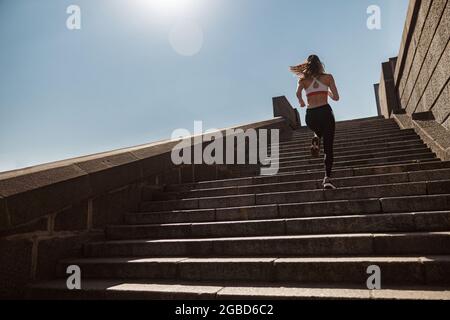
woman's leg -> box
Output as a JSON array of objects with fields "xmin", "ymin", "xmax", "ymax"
[
  {"xmin": 322, "ymin": 107, "xmax": 336, "ymax": 178},
  {"xmin": 305, "ymin": 111, "xmax": 323, "ymax": 158}
]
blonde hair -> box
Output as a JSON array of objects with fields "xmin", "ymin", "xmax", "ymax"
[{"xmin": 290, "ymin": 55, "xmax": 325, "ymax": 79}]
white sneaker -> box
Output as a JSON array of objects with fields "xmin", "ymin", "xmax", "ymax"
[{"xmin": 323, "ymin": 177, "xmax": 337, "ymax": 190}]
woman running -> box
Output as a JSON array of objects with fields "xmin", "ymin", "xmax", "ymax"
[{"xmin": 290, "ymin": 55, "xmax": 340, "ymax": 189}]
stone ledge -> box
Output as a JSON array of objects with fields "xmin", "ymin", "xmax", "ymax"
[
  {"xmin": 392, "ymin": 112, "xmax": 450, "ymax": 160},
  {"xmin": 272, "ymin": 96, "xmax": 301, "ymax": 129}
]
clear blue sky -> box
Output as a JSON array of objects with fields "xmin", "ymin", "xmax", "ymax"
[{"xmin": 0, "ymin": 0, "xmax": 409, "ymax": 172}]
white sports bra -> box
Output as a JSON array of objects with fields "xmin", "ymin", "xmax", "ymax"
[{"xmin": 305, "ymin": 77, "xmax": 329, "ymax": 97}]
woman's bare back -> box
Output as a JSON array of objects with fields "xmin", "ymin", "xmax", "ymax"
[{"xmin": 297, "ymin": 73, "xmax": 340, "ymax": 109}]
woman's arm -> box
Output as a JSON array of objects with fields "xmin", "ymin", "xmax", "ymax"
[
  {"xmin": 296, "ymin": 79, "xmax": 306, "ymax": 108},
  {"xmin": 328, "ymin": 75, "xmax": 340, "ymax": 101}
]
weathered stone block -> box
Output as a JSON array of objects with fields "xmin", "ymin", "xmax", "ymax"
[
  {"xmin": 107, "ymin": 224, "xmax": 191, "ymax": 240},
  {"xmin": 158, "ymin": 209, "xmax": 215, "ymax": 224},
  {"xmin": 162, "ymin": 167, "xmax": 182, "ymax": 186},
  {"xmin": 54, "ymin": 201, "xmax": 88, "ymax": 232},
  {"xmin": 403, "ymin": 0, "xmax": 446, "ymax": 112},
  {"xmin": 179, "ymin": 258, "xmax": 275, "ymax": 282},
  {"xmin": 187, "ymin": 186, "xmax": 239, "ymax": 199},
  {"xmin": 323, "ymin": 183, "xmax": 426, "ymax": 202},
  {"xmin": 398, "ymin": 0, "xmax": 433, "ymax": 98},
  {"xmin": 279, "ymin": 199, "xmax": 381, "ymax": 219},
  {"xmin": 140, "ymin": 198, "xmax": 199, "ymax": 212},
  {"xmin": 414, "ymin": 211, "xmax": 450, "ymax": 231},
  {"xmin": 256, "ymin": 190, "xmax": 324, "ymax": 205},
  {"xmin": 424, "ymin": 258, "xmax": 450, "ymax": 284},
  {"xmin": 427, "ymin": 180, "xmax": 450, "ymax": 195},
  {"xmin": 382, "ymin": 194, "xmax": 450, "ymax": 213},
  {"xmin": 92, "ymin": 186, "xmax": 139, "ymax": 228},
  {"xmin": 140, "ymin": 185, "xmax": 166, "ymax": 201},
  {"xmin": 215, "ymin": 205, "xmax": 278, "ymax": 222},
  {"xmin": 66, "ymin": 259, "xmax": 180, "ymax": 280},
  {"xmin": 419, "ymin": 42, "xmax": 450, "ymax": 113},
  {"xmin": 444, "ymin": 115, "xmax": 450, "ymax": 132},
  {"xmin": 430, "ymin": 80, "xmax": 450, "ymax": 125},
  {"xmin": 412, "ymin": 3, "xmax": 449, "ymax": 113},
  {"xmin": 36, "ymin": 233, "xmax": 102, "ymax": 280},
  {"xmin": 0, "ymin": 165, "xmax": 91, "ymax": 227},
  {"xmin": 192, "ymin": 164, "xmax": 218, "ymax": 183},
  {"xmin": 373, "ymin": 233, "xmax": 450, "ymax": 255},
  {"xmin": 0, "ymin": 238, "xmax": 34, "ymax": 298},
  {"xmin": 0, "ymin": 196, "xmax": 10, "ymax": 231},
  {"xmin": 138, "ymin": 153, "xmax": 171, "ymax": 182},
  {"xmin": 199, "ymin": 194, "xmax": 255, "ymax": 209},
  {"xmin": 273, "ymin": 96, "xmax": 301, "ymax": 129},
  {"xmin": 274, "ymin": 258, "xmax": 424, "ymax": 285},
  {"xmin": 286, "ymin": 213, "xmax": 415, "ymax": 235},
  {"xmin": 180, "ymin": 165, "xmax": 195, "ymax": 184},
  {"xmin": 76, "ymin": 153, "xmax": 142, "ymax": 196},
  {"xmin": 193, "ymin": 219, "xmax": 284, "ymax": 238},
  {"xmin": 212, "ymin": 235, "xmax": 373, "ymax": 256},
  {"xmin": 0, "ymin": 216, "xmax": 48, "ymax": 239}
]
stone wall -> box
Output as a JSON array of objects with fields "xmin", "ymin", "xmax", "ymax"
[
  {"xmin": 396, "ymin": 0, "xmax": 450, "ymax": 129},
  {"xmin": 0, "ymin": 117, "xmax": 291, "ymax": 298},
  {"xmin": 377, "ymin": 0, "xmax": 450, "ymax": 160},
  {"xmin": 378, "ymin": 58, "xmax": 400, "ymax": 118}
]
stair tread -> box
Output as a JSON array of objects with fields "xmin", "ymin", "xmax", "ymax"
[
  {"xmin": 142, "ymin": 180, "xmax": 447, "ymax": 206},
  {"xmin": 88, "ymin": 231, "xmax": 450, "ymax": 245},
  {"xmin": 62, "ymin": 255, "xmax": 450, "ymax": 265},
  {"xmin": 115, "ymin": 211, "xmax": 450, "ymax": 229},
  {"xmin": 133, "ymin": 194, "xmax": 450, "ymax": 217},
  {"xmin": 167, "ymin": 160, "xmax": 450, "ymax": 190},
  {"xmin": 163, "ymin": 169, "xmax": 450, "ymax": 196},
  {"xmin": 30, "ymin": 279, "xmax": 450, "ymax": 300}
]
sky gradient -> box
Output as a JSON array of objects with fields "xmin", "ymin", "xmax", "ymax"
[{"xmin": 0, "ymin": 0, "xmax": 409, "ymax": 172}]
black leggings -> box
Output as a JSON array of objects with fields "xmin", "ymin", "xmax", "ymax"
[{"xmin": 305, "ymin": 104, "xmax": 336, "ymax": 177}]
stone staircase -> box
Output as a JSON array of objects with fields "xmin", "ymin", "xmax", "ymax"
[{"xmin": 30, "ymin": 117, "xmax": 450, "ymax": 300}]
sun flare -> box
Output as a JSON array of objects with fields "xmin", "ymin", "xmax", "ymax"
[{"xmin": 137, "ymin": 0, "xmax": 198, "ymax": 18}]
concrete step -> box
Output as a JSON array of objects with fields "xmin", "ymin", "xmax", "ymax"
[
  {"xmin": 27, "ymin": 279, "xmax": 450, "ymax": 300},
  {"xmin": 295, "ymin": 118, "xmax": 397, "ymax": 132},
  {"xmin": 277, "ymin": 152, "xmax": 435, "ymax": 173},
  {"xmin": 57, "ymin": 255, "xmax": 450, "ymax": 286},
  {"xmin": 275, "ymin": 144, "xmax": 430, "ymax": 164},
  {"xmin": 108, "ymin": 211, "xmax": 450, "ymax": 240},
  {"xmin": 272, "ymin": 132, "xmax": 420, "ymax": 151},
  {"xmin": 333, "ymin": 117, "xmax": 396, "ymax": 128},
  {"xmin": 83, "ymin": 232, "xmax": 450, "ymax": 258},
  {"xmin": 141, "ymin": 179, "xmax": 449, "ymax": 212},
  {"xmin": 276, "ymin": 129, "xmax": 416, "ymax": 147},
  {"xmin": 128, "ymin": 194, "xmax": 450, "ymax": 225},
  {"xmin": 290, "ymin": 124, "xmax": 401, "ymax": 139},
  {"xmin": 163, "ymin": 158, "xmax": 440, "ymax": 196},
  {"xmin": 284, "ymin": 128, "xmax": 411, "ymax": 145},
  {"xmin": 214, "ymin": 158, "xmax": 439, "ymax": 187},
  {"xmin": 277, "ymin": 138, "xmax": 424, "ymax": 157},
  {"xmin": 166, "ymin": 160, "xmax": 450, "ymax": 192},
  {"xmin": 151, "ymin": 168, "xmax": 450, "ymax": 201},
  {"xmin": 275, "ymin": 148, "xmax": 432, "ymax": 168}
]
